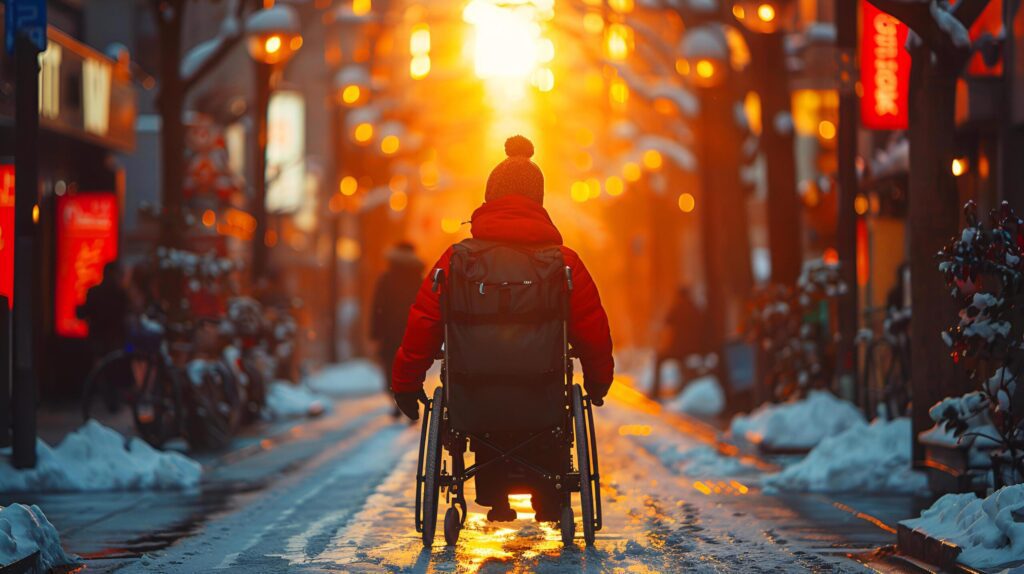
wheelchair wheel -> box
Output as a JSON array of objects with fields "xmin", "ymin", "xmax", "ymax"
[
  {"xmin": 572, "ymin": 384, "xmax": 596, "ymax": 546},
  {"xmin": 443, "ymin": 506, "xmax": 461, "ymax": 546},
  {"xmin": 418, "ymin": 386, "xmax": 444, "ymax": 547},
  {"xmin": 560, "ymin": 505, "xmax": 575, "ymax": 545}
]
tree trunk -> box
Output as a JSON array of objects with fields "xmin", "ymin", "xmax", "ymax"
[
  {"xmin": 750, "ymin": 32, "xmax": 802, "ymax": 286},
  {"xmin": 908, "ymin": 48, "xmax": 963, "ymax": 462},
  {"xmin": 698, "ymin": 85, "xmax": 754, "ymax": 361}
]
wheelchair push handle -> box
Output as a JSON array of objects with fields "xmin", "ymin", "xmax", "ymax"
[{"xmin": 431, "ymin": 268, "xmax": 445, "ymax": 293}]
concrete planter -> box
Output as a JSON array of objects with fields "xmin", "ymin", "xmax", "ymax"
[{"xmin": 896, "ymin": 523, "xmax": 962, "ymax": 570}]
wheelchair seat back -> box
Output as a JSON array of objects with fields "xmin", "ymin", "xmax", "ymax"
[{"xmin": 444, "ymin": 239, "xmax": 568, "ymax": 433}]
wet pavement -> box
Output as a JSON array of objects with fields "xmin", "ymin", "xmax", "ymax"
[{"xmin": 5, "ymin": 385, "xmax": 932, "ymax": 573}]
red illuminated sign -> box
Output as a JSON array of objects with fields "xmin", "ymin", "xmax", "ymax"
[
  {"xmin": 860, "ymin": 1, "xmax": 910, "ymax": 130},
  {"xmin": 55, "ymin": 194, "xmax": 119, "ymax": 338},
  {"xmin": 0, "ymin": 165, "xmax": 12, "ymax": 309}
]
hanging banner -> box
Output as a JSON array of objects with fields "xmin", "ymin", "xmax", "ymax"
[
  {"xmin": 0, "ymin": 165, "xmax": 12, "ymax": 308},
  {"xmin": 860, "ymin": 1, "xmax": 910, "ymax": 130},
  {"xmin": 55, "ymin": 193, "xmax": 119, "ymax": 338}
]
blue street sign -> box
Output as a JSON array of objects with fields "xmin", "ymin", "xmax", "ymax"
[{"xmin": 4, "ymin": 0, "xmax": 47, "ymax": 55}]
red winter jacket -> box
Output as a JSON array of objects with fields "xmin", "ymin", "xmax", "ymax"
[{"xmin": 391, "ymin": 195, "xmax": 615, "ymax": 395}]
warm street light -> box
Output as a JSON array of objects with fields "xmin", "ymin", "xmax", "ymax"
[
  {"xmin": 245, "ymin": 2, "xmax": 303, "ymax": 281},
  {"xmin": 678, "ymin": 193, "xmax": 696, "ymax": 213},
  {"xmin": 334, "ymin": 65, "xmax": 370, "ymax": 106},
  {"xmin": 733, "ymin": 1, "xmax": 793, "ymax": 34},
  {"xmin": 339, "ymin": 175, "xmax": 358, "ymax": 196},
  {"xmin": 952, "ymin": 158, "xmax": 968, "ymax": 177},
  {"xmin": 678, "ymin": 26, "xmax": 729, "ymax": 89},
  {"xmin": 246, "ymin": 4, "xmax": 303, "ymax": 65}
]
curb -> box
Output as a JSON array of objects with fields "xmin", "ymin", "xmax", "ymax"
[{"xmin": 896, "ymin": 524, "xmax": 965, "ymax": 572}]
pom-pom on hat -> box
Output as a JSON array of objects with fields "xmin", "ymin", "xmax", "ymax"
[{"xmin": 485, "ymin": 135, "xmax": 545, "ymax": 205}]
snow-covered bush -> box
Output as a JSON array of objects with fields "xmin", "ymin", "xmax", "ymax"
[
  {"xmin": 730, "ymin": 390, "xmax": 865, "ymax": 450},
  {"xmin": 0, "ymin": 420, "xmax": 201, "ymax": 492},
  {"xmin": 0, "ymin": 504, "xmax": 78, "ymax": 572},
  {"xmin": 763, "ymin": 418, "xmax": 927, "ymax": 493},
  {"xmin": 934, "ymin": 201, "xmax": 1024, "ymax": 486},
  {"xmin": 900, "ymin": 484, "xmax": 1024, "ymax": 569},
  {"xmin": 748, "ymin": 261, "xmax": 847, "ymax": 401}
]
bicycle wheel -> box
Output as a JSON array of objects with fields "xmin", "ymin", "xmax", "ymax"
[
  {"xmin": 183, "ymin": 361, "xmax": 242, "ymax": 450},
  {"xmin": 130, "ymin": 355, "xmax": 179, "ymax": 448}
]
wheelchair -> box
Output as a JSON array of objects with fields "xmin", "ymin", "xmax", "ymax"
[{"xmin": 414, "ymin": 265, "xmax": 603, "ymax": 547}]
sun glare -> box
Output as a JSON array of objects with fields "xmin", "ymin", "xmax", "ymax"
[{"xmin": 464, "ymin": 0, "xmax": 545, "ymax": 80}]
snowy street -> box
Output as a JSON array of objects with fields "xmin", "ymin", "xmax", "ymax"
[{"xmin": 6, "ymin": 378, "xmax": 932, "ymax": 574}]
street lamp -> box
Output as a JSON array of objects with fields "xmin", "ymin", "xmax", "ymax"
[
  {"xmin": 245, "ymin": 3, "xmax": 302, "ymax": 281},
  {"xmin": 678, "ymin": 24, "xmax": 754, "ymax": 392},
  {"xmin": 677, "ymin": 26, "xmax": 729, "ymax": 89},
  {"xmin": 732, "ymin": 1, "xmax": 794, "ymax": 34}
]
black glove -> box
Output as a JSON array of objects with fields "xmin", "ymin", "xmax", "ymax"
[
  {"xmin": 394, "ymin": 389, "xmax": 428, "ymax": 420},
  {"xmin": 586, "ymin": 383, "xmax": 611, "ymax": 407}
]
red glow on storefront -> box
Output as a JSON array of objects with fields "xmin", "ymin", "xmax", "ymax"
[
  {"xmin": 55, "ymin": 194, "xmax": 119, "ymax": 338},
  {"xmin": 860, "ymin": 1, "xmax": 910, "ymax": 130},
  {"xmin": 0, "ymin": 165, "xmax": 13, "ymax": 309}
]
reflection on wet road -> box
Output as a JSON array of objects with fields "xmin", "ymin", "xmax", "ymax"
[{"xmin": 109, "ymin": 384, "xmax": 888, "ymax": 573}]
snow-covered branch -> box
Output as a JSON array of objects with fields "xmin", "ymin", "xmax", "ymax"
[
  {"xmin": 867, "ymin": 0, "xmax": 990, "ymax": 63},
  {"xmin": 181, "ymin": 0, "xmax": 248, "ymax": 91}
]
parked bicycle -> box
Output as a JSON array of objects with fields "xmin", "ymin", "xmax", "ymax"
[
  {"xmin": 80, "ymin": 315, "xmax": 243, "ymax": 449},
  {"xmin": 858, "ymin": 305, "xmax": 911, "ymax": 420}
]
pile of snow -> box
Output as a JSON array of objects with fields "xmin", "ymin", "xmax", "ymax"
[
  {"xmin": 263, "ymin": 381, "xmax": 328, "ymax": 420},
  {"xmin": 763, "ymin": 418, "xmax": 927, "ymax": 493},
  {"xmin": 900, "ymin": 484, "xmax": 1024, "ymax": 569},
  {"xmin": 665, "ymin": 376, "xmax": 725, "ymax": 417},
  {"xmin": 306, "ymin": 360, "xmax": 383, "ymax": 398},
  {"xmin": 0, "ymin": 504, "xmax": 77, "ymax": 572},
  {"xmin": 0, "ymin": 420, "xmax": 201, "ymax": 492},
  {"xmin": 730, "ymin": 391, "xmax": 866, "ymax": 450}
]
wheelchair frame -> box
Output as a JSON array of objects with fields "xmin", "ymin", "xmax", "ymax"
[{"xmin": 414, "ymin": 266, "xmax": 603, "ymax": 547}]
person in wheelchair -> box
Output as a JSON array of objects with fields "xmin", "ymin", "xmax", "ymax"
[{"xmin": 391, "ymin": 135, "xmax": 614, "ymax": 526}]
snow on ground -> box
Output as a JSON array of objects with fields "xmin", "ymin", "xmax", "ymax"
[
  {"xmin": 730, "ymin": 390, "xmax": 866, "ymax": 450},
  {"xmin": 763, "ymin": 418, "xmax": 927, "ymax": 493},
  {"xmin": 0, "ymin": 420, "xmax": 201, "ymax": 492},
  {"xmin": 0, "ymin": 504, "xmax": 78, "ymax": 572},
  {"xmin": 305, "ymin": 359, "xmax": 383, "ymax": 397},
  {"xmin": 263, "ymin": 381, "xmax": 329, "ymax": 420},
  {"xmin": 665, "ymin": 376, "xmax": 725, "ymax": 417},
  {"xmin": 900, "ymin": 484, "xmax": 1024, "ymax": 569},
  {"xmin": 650, "ymin": 442, "xmax": 762, "ymax": 478}
]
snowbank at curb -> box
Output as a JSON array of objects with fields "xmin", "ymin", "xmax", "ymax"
[
  {"xmin": 665, "ymin": 376, "xmax": 725, "ymax": 417},
  {"xmin": 900, "ymin": 484, "xmax": 1024, "ymax": 569},
  {"xmin": 730, "ymin": 390, "xmax": 865, "ymax": 450},
  {"xmin": 763, "ymin": 418, "xmax": 927, "ymax": 493},
  {"xmin": 0, "ymin": 420, "xmax": 201, "ymax": 492},
  {"xmin": 306, "ymin": 360, "xmax": 383, "ymax": 397},
  {"xmin": 0, "ymin": 504, "xmax": 77, "ymax": 572},
  {"xmin": 263, "ymin": 381, "xmax": 328, "ymax": 420}
]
